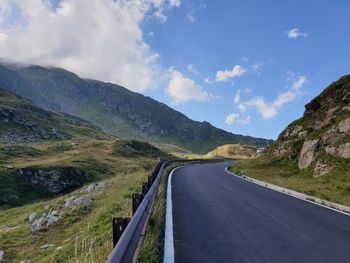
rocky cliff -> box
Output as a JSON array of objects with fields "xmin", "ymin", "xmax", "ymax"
[{"xmin": 267, "ymin": 75, "xmax": 350, "ymax": 176}]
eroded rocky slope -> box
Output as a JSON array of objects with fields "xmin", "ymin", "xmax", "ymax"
[{"xmin": 267, "ymin": 75, "xmax": 350, "ymax": 176}]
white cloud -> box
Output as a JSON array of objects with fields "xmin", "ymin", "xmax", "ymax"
[
  {"xmin": 0, "ymin": 0, "xmax": 181, "ymax": 92},
  {"xmin": 225, "ymin": 113, "xmax": 251, "ymax": 125},
  {"xmin": 233, "ymin": 90, "xmax": 241, "ymax": 104},
  {"xmin": 167, "ymin": 70, "xmax": 216, "ymax": 103},
  {"xmin": 245, "ymin": 97, "xmax": 278, "ymax": 119},
  {"xmin": 169, "ymin": 0, "xmax": 181, "ymax": 7},
  {"xmin": 0, "ymin": 32, "xmax": 8, "ymax": 44},
  {"xmin": 216, "ymin": 65, "xmax": 246, "ymax": 82},
  {"xmin": 204, "ymin": 77, "xmax": 213, "ymax": 84},
  {"xmin": 287, "ymin": 28, "xmax": 308, "ymax": 39},
  {"xmin": 236, "ymin": 74, "xmax": 308, "ymax": 119},
  {"xmin": 187, "ymin": 64, "xmax": 200, "ymax": 75},
  {"xmin": 187, "ymin": 2, "xmax": 206, "ymax": 22},
  {"xmin": 238, "ymin": 103, "xmax": 247, "ymax": 112}
]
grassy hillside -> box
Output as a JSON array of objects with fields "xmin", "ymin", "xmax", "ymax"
[
  {"xmin": 0, "ymin": 88, "xmax": 172, "ymax": 262},
  {"xmin": 204, "ymin": 144, "xmax": 258, "ymax": 159},
  {"xmin": 0, "ymin": 63, "xmax": 272, "ymax": 153}
]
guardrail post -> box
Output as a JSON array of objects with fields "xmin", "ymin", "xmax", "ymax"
[
  {"xmin": 112, "ymin": 217, "xmax": 131, "ymax": 247},
  {"xmin": 132, "ymin": 193, "xmax": 143, "ymax": 215},
  {"xmin": 142, "ymin": 182, "xmax": 148, "ymax": 196}
]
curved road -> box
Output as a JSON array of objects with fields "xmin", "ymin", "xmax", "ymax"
[{"xmin": 169, "ymin": 161, "xmax": 350, "ymax": 263}]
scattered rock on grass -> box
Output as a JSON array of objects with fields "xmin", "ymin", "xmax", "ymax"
[
  {"xmin": 40, "ymin": 244, "xmax": 53, "ymax": 249},
  {"xmin": 28, "ymin": 212, "xmax": 37, "ymax": 222},
  {"xmin": 64, "ymin": 195, "xmax": 92, "ymax": 209},
  {"xmin": 85, "ymin": 182, "xmax": 105, "ymax": 192},
  {"xmin": 30, "ymin": 211, "xmax": 62, "ymax": 233},
  {"xmin": 0, "ymin": 250, "xmax": 3, "ymax": 262},
  {"xmin": 0, "ymin": 225, "xmax": 18, "ymax": 232}
]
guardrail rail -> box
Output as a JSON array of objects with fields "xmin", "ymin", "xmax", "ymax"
[{"xmin": 106, "ymin": 158, "xmax": 223, "ymax": 263}]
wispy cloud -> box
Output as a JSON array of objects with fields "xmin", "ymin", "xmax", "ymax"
[
  {"xmin": 225, "ymin": 113, "xmax": 251, "ymax": 125},
  {"xmin": 167, "ymin": 69, "xmax": 217, "ymax": 103},
  {"xmin": 187, "ymin": 2, "xmax": 206, "ymax": 22},
  {"xmin": 286, "ymin": 28, "xmax": 308, "ymax": 39},
  {"xmin": 216, "ymin": 65, "xmax": 246, "ymax": 82},
  {"xmin": 187, "ymin": 64, "xmax": 200, "ymax": 75},
  {"xmin": 234, "ymin": 73, "xmax": 308, "ymax": 119}
]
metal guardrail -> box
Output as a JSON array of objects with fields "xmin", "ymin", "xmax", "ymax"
[{"xmin": 106, "ymin": 159, "xmax": 220, "ymax": 263}]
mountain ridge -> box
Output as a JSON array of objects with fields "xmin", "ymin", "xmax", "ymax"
[{"xmin": 0, "ymin": 63, "xmax": 272, "ymax": 153}]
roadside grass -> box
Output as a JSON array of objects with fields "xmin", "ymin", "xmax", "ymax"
[
  {"xmin": 230, "ymin": 156, "xmax": 350, "ymax": 206},
  {"xmin": 0, "ymin": 135, "xmax": 174, "ymax": 262},
  {"xmin": 0, "ymin": 167, "xmax": 153, "ymax": 262},
  {"xmin": 138, "ymin": 164, "xmax": 177, "ymax": 263}
]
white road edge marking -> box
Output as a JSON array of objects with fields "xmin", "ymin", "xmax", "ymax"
[
  {"xmin": 164, "ymin": 166, "xmax": 182, "ymax": 263},
  {"xmin": 225, "ymin": 167, "xmax": 350, "ymax": 217}
]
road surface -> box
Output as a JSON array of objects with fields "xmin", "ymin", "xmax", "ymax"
[{"xmin": 169, "ymin": 161, "xmax": 350, "ymax": 263}]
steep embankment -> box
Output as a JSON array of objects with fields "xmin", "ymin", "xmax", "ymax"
[
  {"xmin": 0, "ymin": 63, "xmax": 272, "ymax": 153},
  {"xmin": 268, "ymin": 75, "xmax": 350, "ymax": 176},
  {"xmin": 232, "ymin": 75, "xmax": 350, "ymax": 206}
]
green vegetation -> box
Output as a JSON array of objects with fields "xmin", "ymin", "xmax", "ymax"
[{"xmin": 230, "ymin": 156, "xmax": 350, "ymax": 206}]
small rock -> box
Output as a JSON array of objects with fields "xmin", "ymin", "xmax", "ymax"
[
  {"xmin": 0, "ymin": 225, "xmax": 18, "ymax": 232},
  {"xmin": 45, "ymin": 205, "xmax": 50, "ymax": 210},
  {"xmin": 31, "ymin": 217, "xmax": 45, "ymax": 233},
  {"xmin": 64, "ymin": 195, "xmax": 92, "ymax": 209},
  {"xmin": 28, "ymin": 212, "xmax": 37, "ymax": 222},
  {"xmin": 46, "ymin": 215, "xmax": 61, "ymax": 227},
  {"xmin": 56, "ymin": 246, "xmax": 63, "ymax": 251},
  {"xmin": 80, "ymin": 195, "xmax": 92, "ymax": 206},
  {"xmin": 0, "ymin": 250, "xmax": 4, "ymax": 262},
  {"xmin": 338, "ymin": 117, "xmax": 350, "ymax": 133},
  {"xmin": 85, "ymin": 182, "xmax": 105, "ymax": 192},
  {"xmin": 64, "ymin": 196, "xmax": 77, "ymax": 209},
  {"xmin": 314, "ymin": 162, "xmax": 333, "ymax": 177},
  {"xmin": 40, "ymin": 244, "xmax": 53, "ymax": 249},
  {"xmin": 51, "ymin": 210, "xmax": 59, "ymax": 216}
]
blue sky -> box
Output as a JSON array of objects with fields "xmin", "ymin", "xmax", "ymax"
[
  {"xmin": 143, "ymin": 0, "xmax": 350, "ymax": 139},
  {"xmin": 0, "ymin": 0, "xmax": 349, "ymax": 139}
]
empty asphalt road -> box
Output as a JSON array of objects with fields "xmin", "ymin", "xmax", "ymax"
[{"xmin": 169, "ymin": 161, "xmax": 350, "ymax": 263}]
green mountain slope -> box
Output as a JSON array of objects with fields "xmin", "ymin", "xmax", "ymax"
[
  {"xmin": 0, "ymin": 88, "xmax": 170, "ymax": 208},
  {"xmin": 0, "ymin": 63, "xmax": 272, "ymax": 153}
]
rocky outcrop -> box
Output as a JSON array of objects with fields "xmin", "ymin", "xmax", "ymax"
[
  {"xmin": 298, "ymin": 140, "xmax": 319, "ymax": 169},
  {"xmin": 17, "ymin": 167, "xmax": 90, "ymax": 195},
  {"xmin": 268, "ymin": 74, "xmax": 350, "ymax": 176},
  {"xmin": 0, "ymin": 106, "xmax": 69, "ymax": 144}
]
